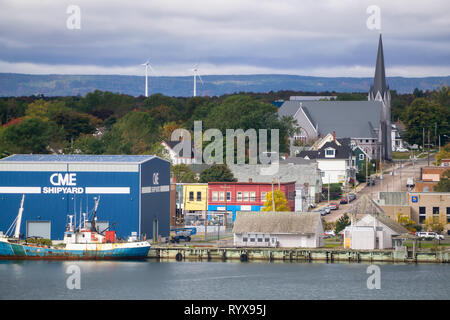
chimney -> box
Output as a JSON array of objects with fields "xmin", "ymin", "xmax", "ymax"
[
  {"xmin": 333, "ymin": 131, "xmax": 336, "ymax": 142},
  {"xmin": 249, "ymin": 178, "xmax": 253, "ymax": 183}
]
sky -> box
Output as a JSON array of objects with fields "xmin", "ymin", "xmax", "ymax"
[{"xmin": 0, "ymin": 0, "xmax": 449, "ymax": 77}]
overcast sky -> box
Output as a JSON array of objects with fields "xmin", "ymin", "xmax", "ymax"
[{"xmin": 0, "ymin": 0, "xmax": 449, "ymax": 77}]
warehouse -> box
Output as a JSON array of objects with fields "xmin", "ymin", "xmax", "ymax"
[{"xmin": 0, "ymin": 154, "xmax": 170, "ymax": 241}]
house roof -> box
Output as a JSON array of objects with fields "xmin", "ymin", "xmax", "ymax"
[
  {"xmin": 232, "ymin": 211, "xmax": 322, "ymax": 234},
  {"xmin": 162, "ymin": 140, "xmax": 195, "ymax": 158},
  {"xmin": 278, "ymin": 100, "xmax": 382, "ymax": 138},
  {"xmin": 297, "ymin": 139, "xmax": 352, "ymax": 160},
  {"xmin": 369, "ymin": 34, "xmax": 388, "ymax": 99},
  {"xmin": 0, "ymin": 154, "xmax": 156, "ymax": 164},
  {"xmin": 352, "ymin": 213, "xmax": 409, "ymax": 235}
]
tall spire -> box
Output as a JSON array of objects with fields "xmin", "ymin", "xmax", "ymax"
[{"xmin": 370, "ymin": 33, "xmax": 387, "ymax": 98}]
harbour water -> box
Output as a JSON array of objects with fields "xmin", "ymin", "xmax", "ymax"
[{"xmin": 0, "ymin": 260, "xmax": 449, "ymax": 300}]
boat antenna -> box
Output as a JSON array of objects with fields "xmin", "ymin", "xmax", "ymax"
[{"xmin": 14, "ymin": 195, "xmax": 25, "ymax": 239}]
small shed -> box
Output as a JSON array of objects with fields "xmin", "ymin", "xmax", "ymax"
[
  {"xmin": 232, "ymin": 211, "xmax": 324, "ymax": 248},
  {"xmin": 343, "ymin": 214, "xmax": 409, "ymax": 250}
]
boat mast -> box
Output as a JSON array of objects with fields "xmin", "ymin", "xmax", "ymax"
[{"xmin": 14, "ymin": 195, "xmax": 25, "ymax": 239}]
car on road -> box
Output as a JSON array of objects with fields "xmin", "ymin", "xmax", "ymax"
[
  {"xmin": 348, "ymin": 193, "xmax": 356, "ymax": 202},
  {"xmin": 367, "ymin": 178, "xmax": 375, "ymax": 186},
  {"xmin": 339, "ymin": 197, "xmax": 348, "ymax": 204},
  {"xmin": 323, "ymin": 230, "xmax": 335, "ymax": 238},
  {"xmin": 328, "ymin": 202, "xmax": 340, "ymax": 210},
  {"xmin": 415, "ymin": 231, "xmax": 444, "ymax": 240}
]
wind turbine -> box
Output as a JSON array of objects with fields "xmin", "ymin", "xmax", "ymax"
[
  {"xmin": 192, "ymin": 64, "xmax": 204, "ymax": 97},
  {"xmin": 141, "ymin": 59, "xmax": 155, "ymax": 97}
]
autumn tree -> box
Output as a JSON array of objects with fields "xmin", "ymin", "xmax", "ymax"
[{"xmin": 262, "ymin": 189, "xmax": 290, "ymax": 212}]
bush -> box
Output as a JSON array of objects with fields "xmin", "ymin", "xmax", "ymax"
[{"xmin": 26, "ymin": 237, "xmax": 52, "ymax": 246}]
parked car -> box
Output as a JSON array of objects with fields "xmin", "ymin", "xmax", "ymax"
[
  {"xmin": 415, "ymin": 231, "xmax": 444, "ymax": 240},
  {"xmin": 339, "ymin": 197, "xmax": 348, "ymax": 204},
  {"xmin": 328, "ymin": 202, "xmax": 340, "ymax": 210},
  {"xmin": 348, "ymin": 193, "xmax": 356, "ymax": 202},
  {"xmin": 396, "ymin": 147, "xmax": 409, "ymax": 152},
  {"xmin": 324, "ymin": 230, "xmax": 335, "ymax": 237},
  {"xmin": 367, "ymin": 178, "xmax": 375, "ymax": 186}
]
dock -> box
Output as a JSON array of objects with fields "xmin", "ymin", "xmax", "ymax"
[{"xmin": 148, "ymin": 245, "xmax": 450, "ymax": 263}]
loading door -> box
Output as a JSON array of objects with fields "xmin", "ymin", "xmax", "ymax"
[{"xmin": 26, "ymin": 221, "xmax": 51, "ymax": 239}]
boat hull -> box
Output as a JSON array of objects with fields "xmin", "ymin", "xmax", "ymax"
[{"xmin": 0, "ymin": 240, "xmax": 151, "ymax": 260}]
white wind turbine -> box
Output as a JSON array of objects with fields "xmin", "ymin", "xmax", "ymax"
[
  {"xmin": 192, "ymin": 64, "xmax": 204, "ymax": 97},
  {"xmin": 141, "ymin": 59, "xmax": 155, "ymax": 97}
]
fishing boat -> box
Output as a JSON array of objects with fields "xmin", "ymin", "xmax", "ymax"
[{"xmin": 0, "ymin": 195, "xmax": 151, "ymax": 260}]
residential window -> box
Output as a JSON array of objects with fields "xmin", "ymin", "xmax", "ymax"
[
  {"xmin": 226, "ymin": 192, "xmax": 231, "ymax": 201},
  {"xmin": 359, "ymin": 154, "xmax": 365, "ymax": 160},
  {"xmin": 261, "ymin": 192, "xmax": 267, "ymax": 202},
  {"xmin": 366, "ymin": 139, "xmax": 369, "ymax": 143},
  {"xmin": 197, "ymin": 191, "xmax": 201, "ymax": 201},
  {"xmin": 419, "ymin": 207, "xmax": 426, "ymax": 223},
  {"xmin": 250, "ymin": 192, "xmax": 256, "ymax": 202},
  {"xmin": 243, "ymin": 237, "xmax": 248, "ymax": 242},
  {"xmin": 243, "ymin": 192, "xmax": 249, "ymax": 201},
  {"xmin": 447, "ymin": 207, "xmax": 450, "ymax": 223},
  {"xmin": 325, "ymin": 148, "xmax": 335, "ymax": 157},
  {"xmin": 219, "ymin": 192, "xmax": 225, "ymax": 201},
  {"xmin": 237, "ymin": 192, "xmax": 243, "ymax": 201},
  {"xmin": 212, "ymin": 191, "xmax": 218, "ymax": 201},
  {"xmin": 189, "ymin": 191, "xmax": 194, "ymax": 201},
  {"xmin": 433, "ymin": 207, "xmax": 440, "ymax": 215}
]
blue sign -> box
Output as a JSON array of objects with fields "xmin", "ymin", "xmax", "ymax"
[{"xmin": 411, "ymin": 196, "xmax": 418, "ymax": 203}]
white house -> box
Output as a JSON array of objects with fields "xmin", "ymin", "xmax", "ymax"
[
  {"xmin": 343, "ymin": 214, "xmax": 409, "ymax": 250},
  {"xmin": 298, "ymin": 137, "xmax": 356, "ymax": 184},
  {"xmin": 161, "ymin": 140, "xmax": 197, "ymax": 165},
  {"xmin": 233, "ymin": 211, "xmax": 324, "ymax": 248}
]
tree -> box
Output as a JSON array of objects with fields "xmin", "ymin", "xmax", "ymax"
[
  {"xmin": 0, "ymin": 117, "xmax": 54, "ymax": 153},
  {"xmin": 424, "ymin": 216, "xmax": 444, "ymax": 233},
  {"xmin": 103, "ymin": 111, "xmax": 160, "ymax": 154},
  {"xmin": 433, "ymin": 169, "xmax": 450, "ymax": 192},
  {"xmin": 396, "ymin": 214, "xmax": 416, "ymax": 233},
  {"xmin": 261, "ymin": 189, "xmax": 290, "ymax": 212},
  {"xmin": 435, "ymin": 143, "xmax": 450, "ymax": 166},
  {"xmin": 199, "ymin": 164, "xmax": 237, "ymax": 183},
  {"xmin": 72, "ymin": 134, "xmax": 105, "ymax": 154},
  {"xmin": 171, "ymin": 164, "xmax": 197, "ymax": 183},
  {"xmin": 335, "ymin": 213, "xmax": 351, "ymax": 234},
  {"xmin": 403, "ymin": 98, "xmax": 450, "ymax": 146}
]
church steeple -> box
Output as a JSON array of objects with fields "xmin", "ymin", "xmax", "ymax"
[
  {"xmin": 369, "ymin": 33, "xmax": 392, "ymax": 161},
  {"xmin": 369, "ymin": 34, "xmax": 388, "ymax": 100}
]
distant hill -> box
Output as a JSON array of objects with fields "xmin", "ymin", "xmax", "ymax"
[{"xmin": 0, "ymin": 73, "xmax": 448, "ymax": 97}]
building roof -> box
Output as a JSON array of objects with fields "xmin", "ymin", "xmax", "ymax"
[
  {"xmin": 233, "ymin": 211, "xmax": 322, "ymax": 234},
  {"xmin": 228, "ymin": 162, "xmax": 321, "ymax": 186},
  {"xmin": 345, "ymin": 194, "xmax": 386, "ymax": 215},
  {"xmin": 162, "ymin": 140, "xmax": 195, "ymax": 158},
  {"xmin": 353, "ymin": 214, "xmax": 409, "ymax": 235},
  {"xmin": 297, "ymin": 140, "xmax": 352, "ymax": 160},
  {"xmin": 0, "ymin": 154, "xmax": 157, "ymax": 164},
  {"xmin": 369, "ymin": 34, "xmax": 388, "ymax": 99},
  {"xmin": 278, "ymin": 100, "xmax": 382, "ymax": 138}
]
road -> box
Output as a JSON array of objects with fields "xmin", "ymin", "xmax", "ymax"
[{"xmin": 322, "ymin": 156, "xmax": 432, "ymax": 223}]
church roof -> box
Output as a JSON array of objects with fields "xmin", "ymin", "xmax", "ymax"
[{"xmin": 370, "ymin": 34, "xmax": 388, "ymax": 99}]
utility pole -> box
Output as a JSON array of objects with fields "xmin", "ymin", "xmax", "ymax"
[
  {"xmin": 327, "ymin": 175, "xmax": 330, "ymax": 206},
  {"xmin": 271, "ymin": 179, "xmax": 276, "ymax": 212},
  {"xmin": 423, "ymin": 127, "xmax": 425, "ymax": 153},
  {"xmin": 428, "ymin": 129, "xmax": 430, "ymax": 167}
]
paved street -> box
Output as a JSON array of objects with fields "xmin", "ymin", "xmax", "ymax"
[{"xmin": 322, "ymin": 156, "xmax": 433, "ymax": 223}]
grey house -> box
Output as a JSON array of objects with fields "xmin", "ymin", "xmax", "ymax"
[
  {"xmin": 279, "ymin": 34, "xmax": 393, "ymax": 161},
  {"xmin": 233, "ymin": 211, "xmax": 324, "ymax": 248}
]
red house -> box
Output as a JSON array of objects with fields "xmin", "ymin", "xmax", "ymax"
[{"xmin": 207, "ymin": 181, "xmax": 296, "ymax": 221}]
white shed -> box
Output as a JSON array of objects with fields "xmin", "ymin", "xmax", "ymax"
[
  {"xmin": 343, "ymin": 214, "xmax": 409, "ymax": 250},
  {"xmin": 232, "ymin": 211, "xmax": 324, "ymax": 248}
]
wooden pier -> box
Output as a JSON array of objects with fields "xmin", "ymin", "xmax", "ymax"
[{"xmin": 148, "ymin": 245, "xmax": 450, "ymax": 263}]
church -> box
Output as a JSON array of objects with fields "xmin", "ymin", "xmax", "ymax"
[{"xmin": 278, "ymin": 34, "xmax": 394, "ymax": 161}]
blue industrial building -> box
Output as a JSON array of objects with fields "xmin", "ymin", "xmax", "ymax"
[{"xmin": 0, "ymin": 155, "xmax": 170, "ymax": 241}]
